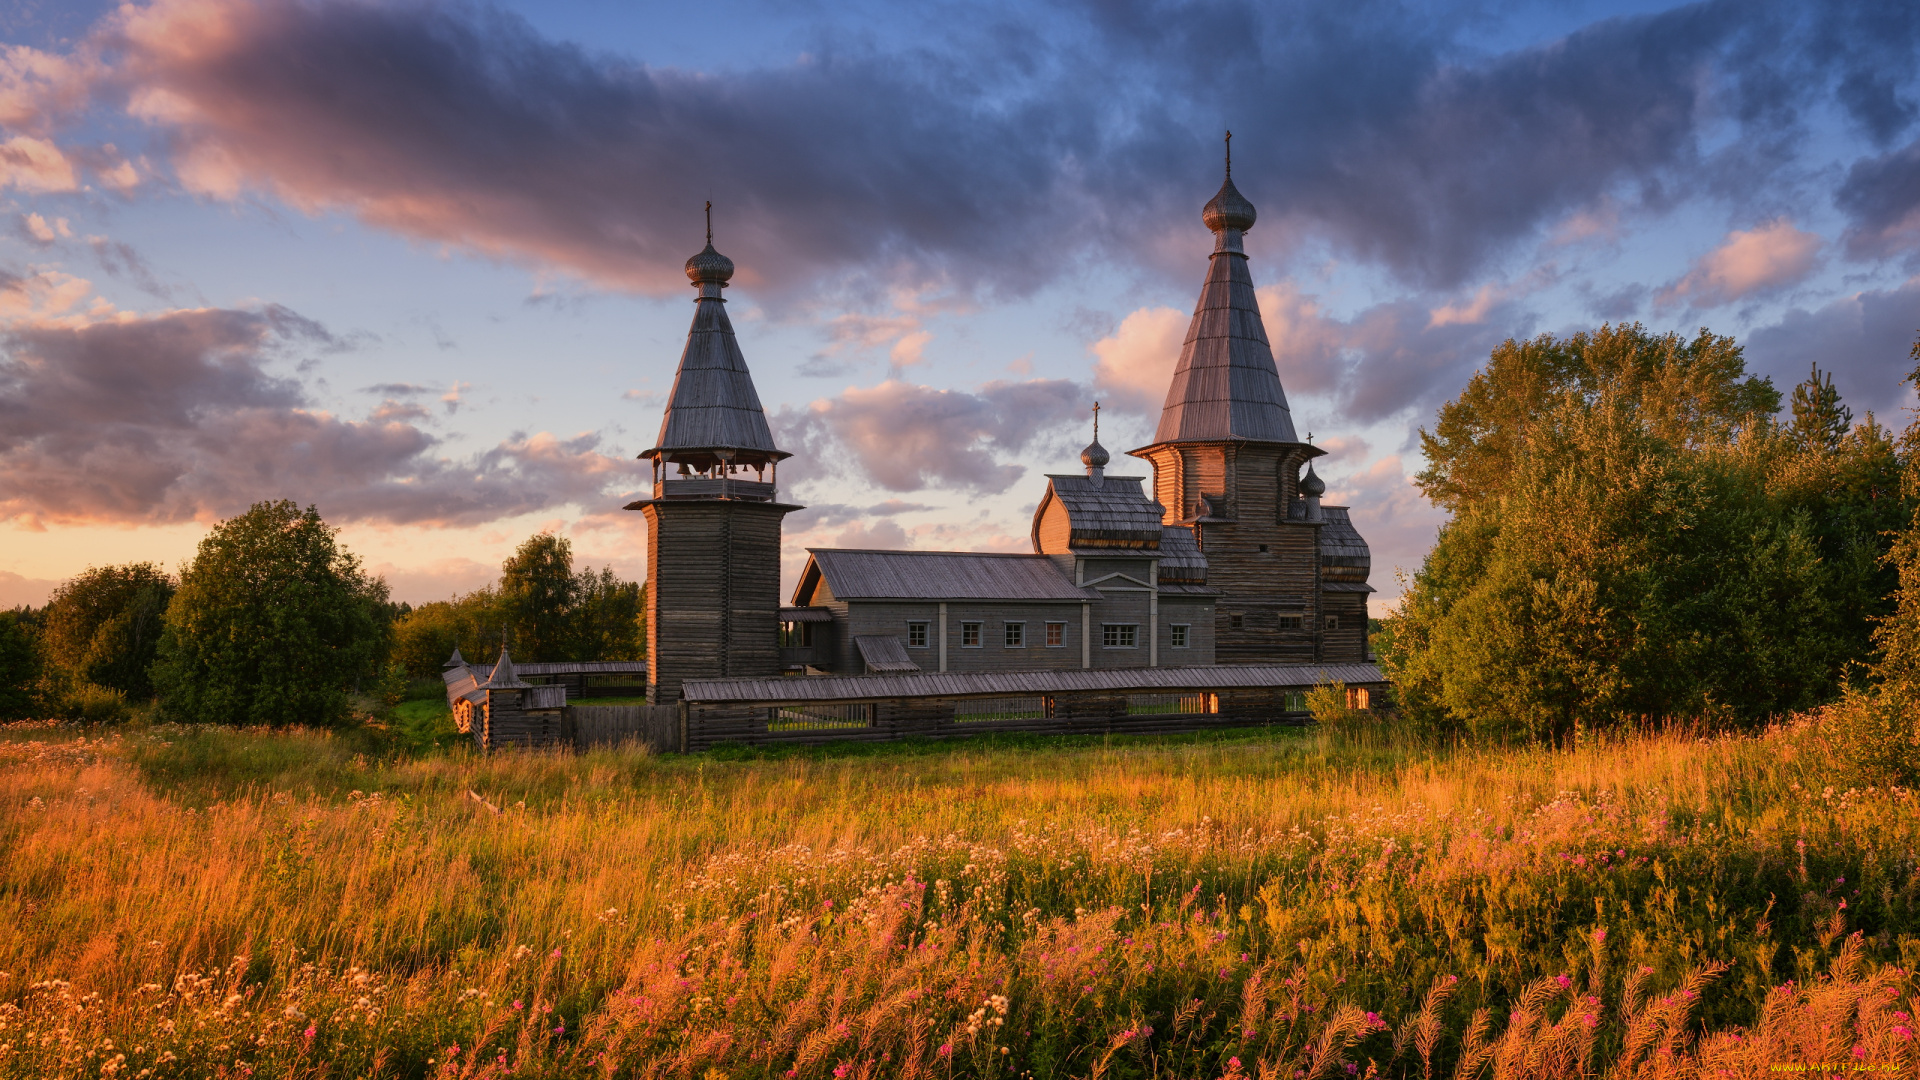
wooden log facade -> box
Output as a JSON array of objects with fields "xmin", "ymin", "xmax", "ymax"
[{"xmin": 642, "ymin": 499, "xmax": 792, "ymax": 704}]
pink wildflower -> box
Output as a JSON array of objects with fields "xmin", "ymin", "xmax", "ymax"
[
  {"xmin": 1227, "ymin": 1057, "xmax": 1242, "ymax": 1072},
  {"xmin": 1556, "ymin": 974, "xmax": 1573, "ymax": 989},
  {"xmin": 1853, "ymin": 1046, "xmax": 1867, "ymax": 1060},
  {"xmin": 303, "ymin": 1025, "xmax": 316, "ymax": 1039},
  {"xmin": 513, "ymin": 1000, "xmax": 524, "ymax": 1010},
  {"xmin": 1365, "ymin": 1012, "xmax": 1382, "ymax": 1027},
  {"xmin": 834, "ymin": 1063, "xmax": 850, "ymax": 1079},
  {"xmin": 551, "ymin": 948, "xmax": 562, "ymax": 958},
  {"xmin": 937, "ymin": 1044, "xmax": 953, "ymax": 1058},
  {"xmin": 1894, "ymin": 1026, "xmax": 1914, "ymax": 1040}
]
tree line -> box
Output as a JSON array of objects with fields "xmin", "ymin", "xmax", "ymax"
[
  {"xmin": 0, "ymin": 502, "xmax": 643, "ymax": 726},
  {"xmin": 1384, "ymin": 324, "xmax": 1919, "ymax": 753}
]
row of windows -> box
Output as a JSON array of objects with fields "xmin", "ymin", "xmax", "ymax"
[{"xmin": 904, "ymin": 620, "xmax": 1191, "ymax": 650}]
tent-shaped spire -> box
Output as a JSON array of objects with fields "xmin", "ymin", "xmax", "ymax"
[
  {"xmin": 1149, "ymin": 134, "xmax": 1298, "ymax": 446},
  {"xmin": 485, "ymin": 646, "xmax": 531, "ymax": 689},
  {"xmin": 641, "ymin": 204, "xmax": 787, "ymax": 473}
]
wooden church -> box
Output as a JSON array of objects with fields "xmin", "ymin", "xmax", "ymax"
[{"xmin": 632, "ymin": 159, "xmax": 1373, "ymax": 705}]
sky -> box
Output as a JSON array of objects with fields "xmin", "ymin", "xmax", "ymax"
[{"xmin": 1, "ymin": 0, "xmax": 1917, "ymax": 615}]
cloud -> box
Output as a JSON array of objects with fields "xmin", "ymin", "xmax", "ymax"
[
  {"xmin": 1743, "ymin": 277, "xmax": 1920, "ymax": 419},
  {"xmin": 775, "ymin": 377, "xmax": 1086, "ymax": 495},
  {"xmin": 1316, "ymin": 454, "xmax": 1447, "ymax": 616},
  {"xmin": 0, "ymin": 283, "xmax": 648, "ymax": 526},
  {"xmin": 1090, "ymin": 305, "xmax": 1185, "ymax": 414},
  {"xmin": 0, "ymin": 135, "xmax": 77, "ymax": 192},
  {"xmin": 1837, "ymin": 138, "xmax": 1920, "ymax": 261},
  {"xmin": 19, "ymin": 212, "xmax": 70, "ymax": 244},
  {"xmin": 10, "ymin": 0, "xmax": 1907, "ymax": 300},
  {"xmin": 0, "ymin": 568, "xmax": 60, "ymax": 608},
  {"xmin": 1655, "ymin": 220, "xmax": 1825, "ymax": 310}
]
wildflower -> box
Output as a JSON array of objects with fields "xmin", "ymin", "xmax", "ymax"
[
  {"xmin": 1853, "ymin": 1046, "xmax": 1867, "ymax": 1060},
  {"xmin": 302, "ymin": 1026, "xmax": 315, "ymax": 1039},
  {"xmin": 1365, "ymin": 1012, "xmax": 1381, "ymax": 1026},
  {"xmin": 513, "ymin": 1000, "xmax": 524, "ymax": 1010},
  {"xmin": 1894, "ymin": 1027, "xmax": 1913, "ymax": 1040},
  {"xmin": 1555, "ymin": 974, "xmax": 1573, "ymax": 989},
  {"xmin": 834, "ymin": 1064, "xmax": 850, "ymax": 1079},
  {"xmin": 551, "ymin": 948, "xmax": 562, "ymax": 959},
  {"xmin": 937, "ymin": 1045, "xmax": 952, "ymax": 1058}
]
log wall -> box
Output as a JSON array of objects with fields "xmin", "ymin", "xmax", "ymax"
[{"xmin": 644, "ymin": 500, "xmax": 792, "ymax": 704}]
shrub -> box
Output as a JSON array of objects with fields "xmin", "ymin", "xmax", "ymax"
[
  {"xmin": 0, "ymin": 610, "xmax": 41, "ymax": 719},
  {"xmin": 41, "ymin": 563, "xmax": 174, "ymax": 700}
]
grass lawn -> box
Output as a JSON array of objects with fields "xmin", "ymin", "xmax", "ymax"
[{"xmin": 0, "ymin": 717, "xmax": 1914, "ymax": 1077}]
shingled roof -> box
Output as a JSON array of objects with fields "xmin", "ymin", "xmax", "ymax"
[
  {"xmin": 1143, "ymin": 167, "xmax": 1299, "ymax": 447},
  {"xmin": 642, "ymin": 232, "xmax": 786, "ymax": 468},
  {"xmin": 797, "ymin": 549, "xmax": 1099, "ymax": 603},
  {"xmin": 1033, "ymin": 473, "xmax": 1165, "ymax": 550}
]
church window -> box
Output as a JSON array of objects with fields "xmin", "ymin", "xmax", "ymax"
[
  {"xmin": 1278, "ymin": 615, "xmax": 1303, "ymax": 630},
  {"xmin": 1326, "ymin": 615, "xmax": 1340, "ymax": 631},
  {"xmin": 1229, "ymin": 613, "xmax": 1244, "ymax": 631},
  {"xmin": 907, "ymin": 621, "xmax": 929, "ymax": 648},
  {"xmin": 1045, "ymin": 622, "xmax": 1066, "ymax": 647},
  {"xmin": 1004, "ymin": 622, "xmax": 1025, "ymax": 647},
  {"xmin": 1103, "ymin": 624, "xmax": 1138, "ymax": 648},
  {"xmin": 1170, "ymin": 624, "xmax": 1189, "ymax": 648},
  {"xmin": 961, "ymin": 622, "xmax": 982, "ymax": 647}
]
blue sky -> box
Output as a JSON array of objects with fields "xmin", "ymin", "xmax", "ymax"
[{"xmin": 1, "ymin": 0, "xmax": 1916, "ymax": 611}]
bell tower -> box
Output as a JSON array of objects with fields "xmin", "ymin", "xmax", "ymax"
[
  {"xmin": 1129, "ymin": 136, "xmax": 1370, "ymax": 663},
  {"xmin": 626, "ymin": 207, "xmax": 801, "ymax": 704}
]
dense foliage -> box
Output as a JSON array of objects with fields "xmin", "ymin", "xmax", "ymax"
[
  {"xmin": 1814, "ymin": 339, "xmax": 1920, "ymax": 786},
  {"xmin": 151, "ymin": 500, "xmax": 391, "ymax": 727},
  {"xmin": 1389, "ymin": 324, "xmax": 1911, "ymax": 740},
  {"xmin": 0, "ymin": 610, "xmax": 39, "ymax": 718},
  {"xmin": 39, "ymin": 562, "xmax": 175, "ymax": 700},
  {"xmin": 391, "ymin": 532, "xmax": 643, "ymax": 675}
]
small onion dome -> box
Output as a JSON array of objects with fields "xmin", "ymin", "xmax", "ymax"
[
  {"xmin": 1299, "ymin": 462, "xmax": 1326, "ymax": 497},
  {"xmin": 1081, "ymin": 438, "xmax": 1111, "ymax": 470},
  {"xmin": 1203, "ymin": 174, "xmax": 1257, "ymax": 234},
  {"xmin": 684, "ymin": 242, "xmax": 735, "ymax": 286}
]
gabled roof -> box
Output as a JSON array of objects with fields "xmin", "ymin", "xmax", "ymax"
[
  {"xmin": 1138, "ymin": 170, "xmax": 1298, "ymax": 448},
  {"xmin": 1032, "ymin": 474, "xmax": 1165, "ymax": 550},
  {"xmin": 854, "ymin": 635, "xmax": 922, "ymax": 673},
  {"xmin": 796, "ymin": 549, "xmax": 1099, "ymax": 603}
]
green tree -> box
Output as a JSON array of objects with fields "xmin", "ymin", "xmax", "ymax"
[
  {"xmin": 152, "ymin": 500, "xmax": 389, "ymax": 727},
  {"xmin": 390, "ymin": 588, "xmax": 505, "ymax": 677},
  {"xmin": 572, "ymin": 568, "xmax": 643, "ymax": 661},
  {"xmin": 0, "ymin": 610, "xmax": 41, "ymax": 719},
  {"xmin": 1416, "ymin": 324, "xmax": 1779, "ymax": 512},
  {"xmin": 499, "ymin": 534, "xmax": 577, "ymax": 662},
  {"xmin": 1789, "ymin": 363, "xmax": 1853, "ymax": 453},
  {"xmin": 1388, "ymin": 326, "xmax": 1892, "ymax": 741},
  {"xmin": 41, "ymin": 563, "xmax": 174, "ymax": 699}
]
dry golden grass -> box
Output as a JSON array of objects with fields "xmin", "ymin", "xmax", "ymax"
[{"xmin": 0, "ymin": 720, "xmax": 1915, "ymax": 1078}]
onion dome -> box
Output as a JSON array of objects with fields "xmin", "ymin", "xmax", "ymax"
[
  {"xmin": 1080, "ymin": 437, "xmax": 1110, "ymax": 470},
  {"xmin": 684, "ymin": 242, "xmax": 734, "ymax": 286},
  {"xmin": 1203, "ymin": 174, "xmax": 1257, "ymax": 234},
  {"xmin": 1299, "ymin": 462, "xmax": 1326, "ymax": 497}
]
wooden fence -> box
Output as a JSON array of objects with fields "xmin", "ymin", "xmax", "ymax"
[
  {"xmin": 677, "ymin": 685, "xmax": 1324, "ymax": 752},
  {"xmin": 564, "ymin": 705, "xmax": 679, "ymax": 753}
]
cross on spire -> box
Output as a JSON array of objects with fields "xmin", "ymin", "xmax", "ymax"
[
  {"xmin": 1092, "ymin": 400, "xmax": 1100, "ymax": 442},
  {"xmin": 704, "ymin": 200, "xmax": 712, "ymax": 245},
  {"xmin": 1225, "ymin": 130, "xmax": 1232, "ymax": 179}
]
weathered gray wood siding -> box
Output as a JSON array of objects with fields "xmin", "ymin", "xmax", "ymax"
[
  {"xmin": 1158, "ymin": 593, "xmax": 1216, "ymax": 665},
  {"xmin": 477, "ymin": 689, "xmax": 567, "ymax": 750},
  {"xmin": 644, "ymin": 500, "xmax": 791, "ymax": 704},
  {"xmin": 567, "ymin": 704, "xmax": 679, "ymax": 753}
]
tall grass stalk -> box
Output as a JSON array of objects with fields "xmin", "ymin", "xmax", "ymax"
[{"xmin": 0, "ymin": 720, "xmax": 1914, "ymax": 1077}]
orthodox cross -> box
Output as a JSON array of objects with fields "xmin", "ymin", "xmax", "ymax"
[
  {"xmin": 704, "ymin": 200, "xmax": 712, "ymax": 245},
  {"xmin": 1092, "ymin": 400, "xmax": 1101, "ymax": 441},
  {"xmin": 1225, "ymin": 130, "xmax": 1232, "ymax": 178}
]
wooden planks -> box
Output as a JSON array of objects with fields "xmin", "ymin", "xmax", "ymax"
[{"xmin": 567, "ymin": 704, "xmax": 679, "ymax": 753}]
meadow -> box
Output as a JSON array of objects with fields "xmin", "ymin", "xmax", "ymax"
[{"xmin": 1, "ymin": 714, "xmax": 1916, "ymax": 1079}]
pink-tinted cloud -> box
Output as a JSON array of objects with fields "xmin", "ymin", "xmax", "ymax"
[
  {"xmin": 775, "ymin": 377, "xmax": 1086, "ymax": 496},
  {"xmin": 0, "ymin": 284, "xmax": 648, "ymax": 527},
  {"xmin": 1090, "ymin": 306, "xmax": 1185, "ymax": 413},
  {"xmin": 1655, "ymin": 220, "xmax": 1824, "ymax": 310},
  {"xmin": 0, "ymin": 135, "xmax": 77, "ymax": 192}
]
